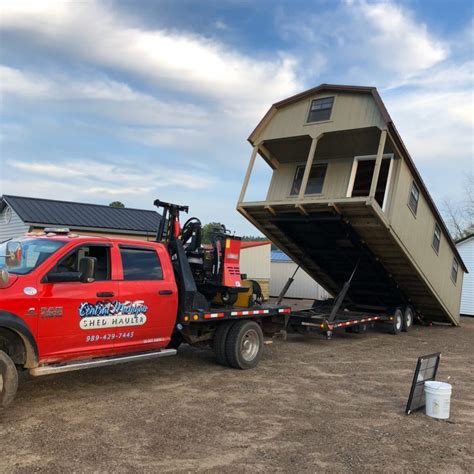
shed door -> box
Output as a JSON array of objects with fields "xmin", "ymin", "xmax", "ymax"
[{"xmin": 347, "ymin": 155, "xmax": 394, "ymax": 210}]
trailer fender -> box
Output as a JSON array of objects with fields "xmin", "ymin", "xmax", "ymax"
[{"xmin": 0, "ymin": 311, "xmax": 39, "ymax": 368}]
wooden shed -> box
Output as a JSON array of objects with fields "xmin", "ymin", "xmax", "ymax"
[
  {"xmin": 237, "ymin": 84, "xmax": 467, "ymax": 325},
  {"xmin": 239, "ymin": 241, "xmax": 271, "ymax": 300}
]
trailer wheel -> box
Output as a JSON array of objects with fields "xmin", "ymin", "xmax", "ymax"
[
  {"xmin": 225, "ymin": 320, "xmax": 263, "ymax": 370},
  {"xmin": 213, "ymin": 322, "xmax": 234, "ymax": 366},
  {"xmin": 389, "ymin": 308, "xmax": 403, "ymax": 335},
  {"xmin": 0, "ymin": 350, "xmax": 18, "ymax": 409},
  {"xmin": 403, "ymin": 306, "xmax": 414, "ymax": 332}
]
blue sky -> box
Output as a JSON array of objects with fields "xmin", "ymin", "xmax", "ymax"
[{"xmin": 0, "ymin": 0, "xmax": 472, "ymax": 235}]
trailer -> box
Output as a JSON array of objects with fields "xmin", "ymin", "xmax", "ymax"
[{"xmin": 237, "ymin": 84, "xmax": 467, "ymax": 327}]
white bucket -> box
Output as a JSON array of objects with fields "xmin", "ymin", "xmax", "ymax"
[{"xmin": 424, "ymin": 381, "xmax": 452, "ymax": 419}]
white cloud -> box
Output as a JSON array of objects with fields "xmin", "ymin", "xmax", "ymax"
[
  {"xmin": 0, "ymin": 1, "xmax": 301, "ymax": 105},
  {"xmin": 7, "ymin": 158, "xmax": 217, "ymax": 194}
]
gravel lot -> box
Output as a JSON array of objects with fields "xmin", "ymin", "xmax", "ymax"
[{"xmin": 1, "ymin": 309, "xmax": 473, "ymax": 473}]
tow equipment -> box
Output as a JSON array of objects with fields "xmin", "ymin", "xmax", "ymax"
[{"xmin": 0, "ymin": 201, "xmax": 290, "ymax": 407}]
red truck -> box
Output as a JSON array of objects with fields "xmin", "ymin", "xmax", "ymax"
[{"xmin": 0, "ymin": 200, "xmax": 290, "ymax": 408}]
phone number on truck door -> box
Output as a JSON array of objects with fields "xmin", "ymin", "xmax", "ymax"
[{"xmin": 86, "ymin": 331, "xmax": 135, "ymax": 342}]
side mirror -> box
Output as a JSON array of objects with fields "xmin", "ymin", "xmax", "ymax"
[
  {"xmin": 46, "ymin": 271, "xmax": 82, "ymax": 283},
  {"xmin": 79, "ymin": 257, "xmax": 96, "ymax": 283},
  {"xmin": 6, "ymin": 242, "xmax": 22, "ymax": 267}
]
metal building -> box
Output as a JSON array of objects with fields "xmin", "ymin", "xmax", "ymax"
[
  {"xmin": 456, "ymin": 233, "xmax": 474, "ymax": 316},
  {"xmin": 270, "ymin": 250, "xmax": 330, "ymax": 300}
]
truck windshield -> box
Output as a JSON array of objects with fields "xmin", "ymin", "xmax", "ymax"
[{"xmin": 0, "ymin": 239, "xmax": 66, "ymax": 275}]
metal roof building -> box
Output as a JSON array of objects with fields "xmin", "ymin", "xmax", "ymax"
[
  {"xmin": 0, "ymin": 195, "xmax": 161, "ymax": 241},
  {"xmin": 456, "ymin": 233, "xmax": 474, "ymax": 316}
]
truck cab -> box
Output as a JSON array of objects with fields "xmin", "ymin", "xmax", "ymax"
[{"xmin": 0, "ymin": 228, "xmax": 289, "ymax": 408}]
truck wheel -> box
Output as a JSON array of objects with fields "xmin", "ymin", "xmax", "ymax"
[
  {"xmin": 0, "ymin": 350, "xmax": 18, "ymax": 409},
  {"xmin": 225, "ymin": 320, "xmax": 263, "ymax": 370},
  {"xmin": 389, "ymin": 308, "xmax": 403, "ymax": 335},
  {"xmin": 213, "ymin": 322, "xmax": 234, "ymax": 366},
  {"xmin": 403, "ymin": 306, "xmax": 414, "ymax": 332}
]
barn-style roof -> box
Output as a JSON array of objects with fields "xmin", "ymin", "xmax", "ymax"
[
  {"xmin": 0, "ymin": 195, "xmax": 161, "ymax": 235},
  {"xmin": 248, "ymin": 83, "xmax": 467, "ymax": 273}
]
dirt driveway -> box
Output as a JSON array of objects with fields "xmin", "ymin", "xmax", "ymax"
[{"xmin": 1, "ymin": 314, "xmax": 473, "ymax": 473}]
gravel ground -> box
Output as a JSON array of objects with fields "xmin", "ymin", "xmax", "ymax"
[{"xmin": 1, "ymin": 309, "xmax": 473, "ymax": 473}]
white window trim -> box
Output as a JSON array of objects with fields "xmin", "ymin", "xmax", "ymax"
[{"xmin": 346, "ymin": 154, "xmax": 395, "ymax": 212}]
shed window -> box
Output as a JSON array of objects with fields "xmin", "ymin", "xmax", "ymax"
[
  {"xmin": 432, "ymin": 223, "xmax": 441, "ymax": 253},
  {"xmin": 307, "ymin": 97, "xmax": 334, "ymax": 122},
  {"xmin": 451, "ymin": 259, "xmax": 458, "ymax": 284},
  {"xmin": 408, "ymin": 181, "xmax": 420, "ymax": 215},
  {"xmin": 290, "ymin": 164, "xmax": 328, "ymax": 196}
]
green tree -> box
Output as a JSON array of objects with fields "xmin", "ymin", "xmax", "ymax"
[
  {"xmin": 109, "ymin": 201, "xmax": 125, "ymax": 208},
  {"xmin": 201, "ymin": 222, "xmax": 224, "ymax": 244}
]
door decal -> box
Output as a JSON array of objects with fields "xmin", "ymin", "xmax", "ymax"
[{"xmin": 78, "ymin": 300, "xmax": 148, "ymax": 330}]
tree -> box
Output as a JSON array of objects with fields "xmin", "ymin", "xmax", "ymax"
[
  {"xmin": 201, "ymin": 222, "xmax": 224, "ymax": 244},
  {"xmin": 109, "ymin": 201, "xmax": 125, "ymax": 208},
  {"xmin": 441, "ymin": 173, "xmax": 474, "ymax": 240}
]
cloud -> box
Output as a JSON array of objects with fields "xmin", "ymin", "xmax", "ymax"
[
  {"xmin": 7, "ymin": 158, "xmax": 217, "ymax": 195},
  {"xmin": 276, "ymin": 0, "xmax": 448, "ymax": 86},
  {"xmin": 0, "ymin": 1, "xmax": 301, "ymax": 105}
]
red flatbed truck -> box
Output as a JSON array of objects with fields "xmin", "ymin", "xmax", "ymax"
[{"xmin": 0, "ymin": 201, "xmax": 290, "ymax": 408}]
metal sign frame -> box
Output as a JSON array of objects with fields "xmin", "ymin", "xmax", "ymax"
[{"xmin": 405, "ymin": 352, "xmax": 441, "ymax": 415}]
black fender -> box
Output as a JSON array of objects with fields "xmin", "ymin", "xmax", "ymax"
[{"xmin": 0, "ymin": 311, "xmax": 39, "ymax": 368}]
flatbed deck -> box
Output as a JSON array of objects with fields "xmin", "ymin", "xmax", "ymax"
[{"xmin": 181, "ymin": 304, "xmax": 292, "ymax": 324}]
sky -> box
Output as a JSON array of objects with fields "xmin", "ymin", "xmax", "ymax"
[{"xmin": 0, "ymin": 0, "xmax": 473, "ymax": 235}]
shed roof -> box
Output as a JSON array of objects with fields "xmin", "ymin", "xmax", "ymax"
[
  {"xmin": 271, "ymin": 250, "xmax": 292, "ymax": 262},
  {"xmin": 248, "ymin": 83, "xmax": 467, "ymax": 273},
  {"xmin": 0, "ymin": 195, "xmax": 161, "ymax": 235},
  {"xmin": 456, "ymin": 233, "xmax": 474, "ymax": 246},
  {"xmin": 241, "ymin": 241, "xmax": 271, "ymax": 249}
]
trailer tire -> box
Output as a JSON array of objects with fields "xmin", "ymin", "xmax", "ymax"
[
  {"xmin": 0, "ymin": 350, "xmax": 18, "ymax": 409},
  {"xmin": 213, "ymin": 322, "xmax": 234, "ymax": 366},
  {"xmin": 225, "ymin": 320, "xmax": 263, "ymax": 370},
  {"xmin": 403, "ymin": 306, "xmax": 414, "ymax": 332},
  {"xmin": 389, "ymin": 308, "xmax": 403, "ymax": 335}
]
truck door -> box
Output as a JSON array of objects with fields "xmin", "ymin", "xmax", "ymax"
[
  {"xmin": 115, "ymin": 244, "xmax": 177, "ymax": 353},
  {"xmin": 38, "ymin": 243, "xmax": 119, "ymax": 361}
]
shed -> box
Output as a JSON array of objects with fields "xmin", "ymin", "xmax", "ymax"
[
  {"xmin": 456, "ymin": 233, "xmax": 474, "ymax": 316},
  {"xmin": 239, "ymin": 241, "xmax": 271, "ymax": 300},
  {"xmin": 0, "ymin": 195, "xmax": 161, "ymax": 241},
  {"xmin": 270, "ymin": 250, "xmax": 330, "ymax": 300},
  {"xmin": 237, "ymin": 84, "xmax": 467, "ymax": 325}
]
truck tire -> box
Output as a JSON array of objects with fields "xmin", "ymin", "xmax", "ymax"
[
  {"xmin": 389, "ymin": 308, "xmax": 403, "ymax": 335},
  {"xmin": 225, "ymin": 320, "xmax": 263, "ymax": 370},
  {"xmin": 213, "ymin": 322, "xmax": 234, "ymax": 366},
  {"xmin": 0, "ymin": 350, "xmax": 18, "ymax": 409},
  {"xmin": 403, "ymin": 306, "xmax": 414, "ymax": 332}
]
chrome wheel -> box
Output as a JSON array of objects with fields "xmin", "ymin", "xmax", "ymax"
[
  {"xmin": 396, "ymin": 314, "xmax": 402, "ymax": 331},
  {"xmin": 241, "ymin": 329, "xmax": 260, "ymax": 362}
]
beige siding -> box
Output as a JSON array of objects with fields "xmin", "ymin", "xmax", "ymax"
[
  {"xmin": 257, "ymin": 92, "xmax": 386, "ymax": 143},
  {"xmin": 388, "ymin": 160, "xmax": 463, "ymax": 319},
  {"xmin": 240, "ymin": 244, "xmax": 271, "ymax": 279},
  {"xmin": 267, "ymin": 157, "xmax": 353, "ymax": 201}
]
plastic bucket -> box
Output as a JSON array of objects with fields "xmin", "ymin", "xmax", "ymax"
[{"xmin": 424, "ymin": 381, "xmax": 452, "ymax": 419}]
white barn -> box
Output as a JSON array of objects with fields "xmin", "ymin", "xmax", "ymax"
[
  {"xmin": 270, "ymin": 250, "xmax": 330, "ymax": 300},
  {"xmin": 456, "ymin": 234, "xmax": 474, "ymax": 316}
]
